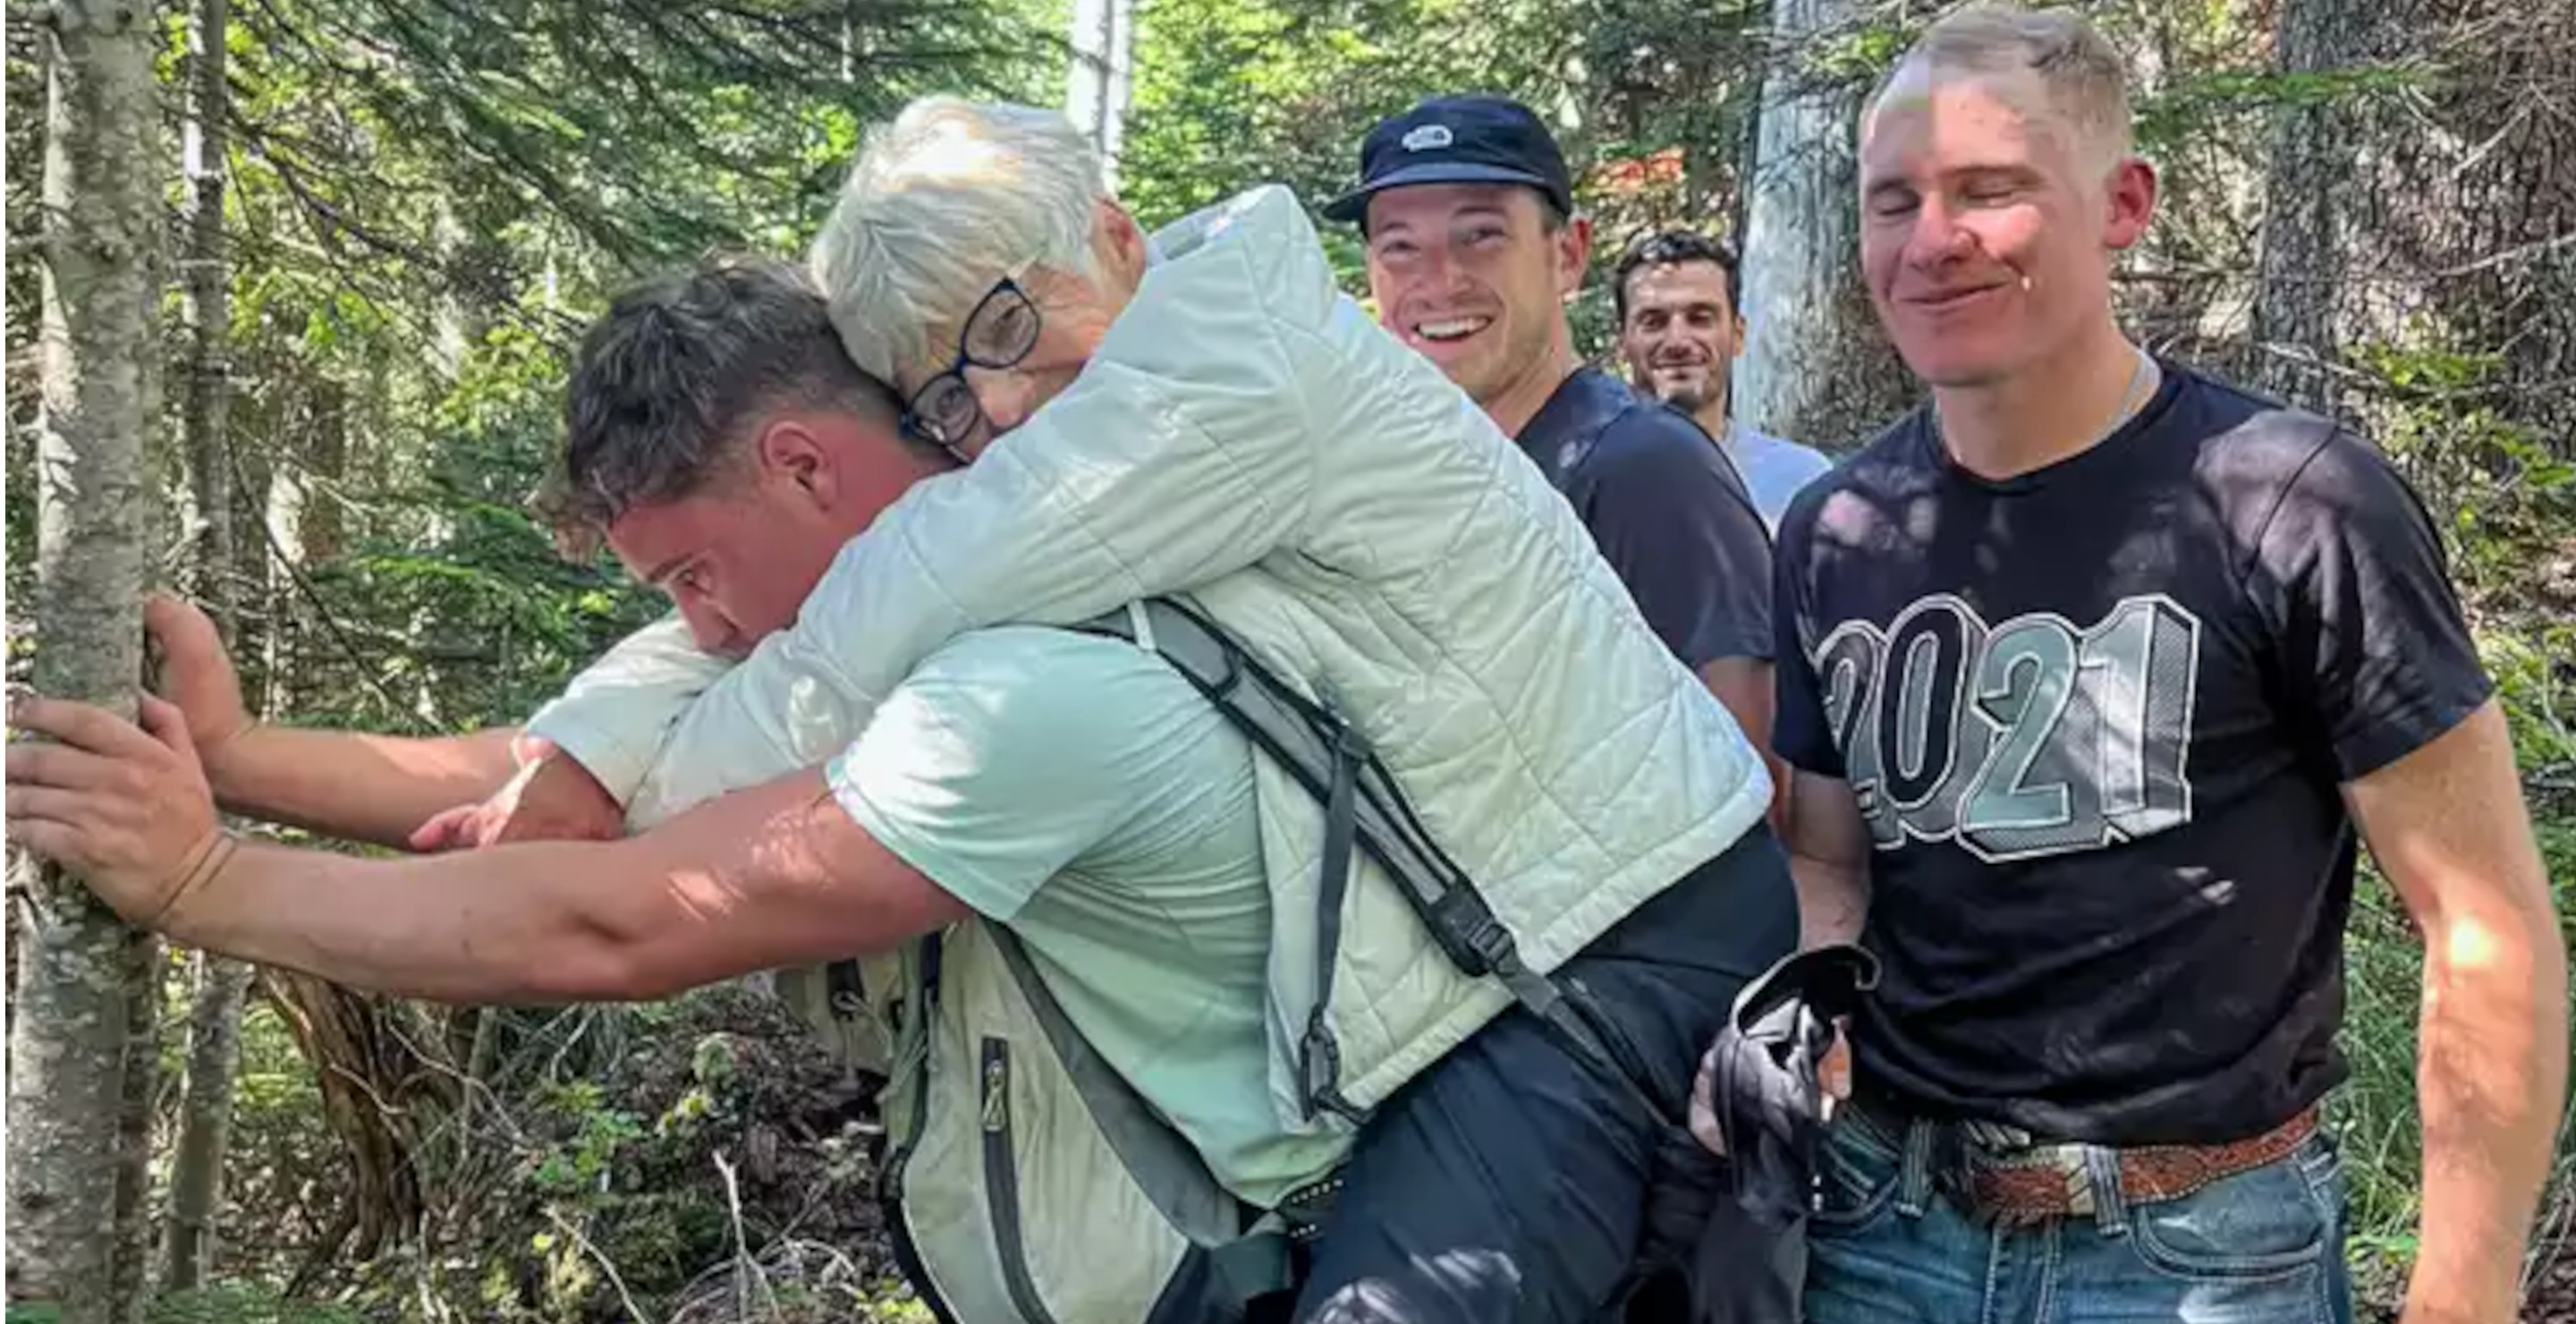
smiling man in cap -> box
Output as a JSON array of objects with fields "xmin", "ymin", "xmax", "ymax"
[{"xmin": 1329, "ymin": 95, "xmax": 1784, "ymax": 801}]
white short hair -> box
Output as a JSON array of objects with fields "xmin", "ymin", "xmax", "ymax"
[
  {"xmin": 806, "ymin": 97, "xmax": 1106, "ymax": 386},
  {"xmin": 1874, "ymin": 5, "xmax": 2135, "ymax": 166}
]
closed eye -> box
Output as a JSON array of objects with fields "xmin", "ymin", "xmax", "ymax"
[{"xmin": 1955, "ymin": 167, "xmax": 2036, "ymax": 206}]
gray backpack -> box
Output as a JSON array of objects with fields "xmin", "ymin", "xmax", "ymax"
[{"xmin": 780, "ymin": 598, "xmax": 1656, "ymax": 1323}]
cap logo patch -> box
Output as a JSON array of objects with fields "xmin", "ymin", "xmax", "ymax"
[{"xmin": 1401, "ymin": 124, "xmax": 1453, "ymax": 152}]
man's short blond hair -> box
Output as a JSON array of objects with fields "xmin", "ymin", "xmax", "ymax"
[{"xmin": 1877, "ymin": 5, "xmax": 2136, "ymax": 164}]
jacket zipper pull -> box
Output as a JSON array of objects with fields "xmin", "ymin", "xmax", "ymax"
[{"xmin": 982, "ymin": 1052, "xmax": 1008, "ymax": 1133}]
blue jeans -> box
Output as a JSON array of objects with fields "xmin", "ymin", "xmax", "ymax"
[{"xmin": 1803, "ymin": 1107, "xmax": 2356, "ymax": 1324}]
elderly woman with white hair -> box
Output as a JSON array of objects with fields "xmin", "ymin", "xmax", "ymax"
[{"xmin": 512, "ymin": 97, "xmax": 1793, "ymax": 1322}]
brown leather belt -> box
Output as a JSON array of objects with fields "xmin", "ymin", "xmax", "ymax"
[{"xmin": 1966, "ymin": 1104, "xmax": 2322, "ymax": 1221}]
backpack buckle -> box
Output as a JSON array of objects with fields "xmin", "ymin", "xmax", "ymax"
[
  {"xmin": 826, "ymin": 958, "xmax": 867, "ymax": 1020},
  {"xmin": 1297, "ymin": 1009, "xmax": 1368, "ymax": 1125},
  {"xmin": 1421, "ymin": 892, "xmax": 1513, "ymax": 977}
]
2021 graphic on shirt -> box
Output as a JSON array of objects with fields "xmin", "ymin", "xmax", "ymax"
[{"xmin": 1813, "ymin": 593, "xmax": 2202, "ymax": 862}]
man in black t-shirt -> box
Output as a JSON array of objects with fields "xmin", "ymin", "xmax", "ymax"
[
  {"xmin": 1730, "ymin": 8, "xmax": 2567, "ymax": 1324},
  {"xmin": 1326, "ymin": 96, "xmax": 1782, "ymax": 776}
]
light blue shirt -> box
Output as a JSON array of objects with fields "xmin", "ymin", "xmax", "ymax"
[
  {"xmin": 826, "ymin": 625, "xmax": 1343, "ymax": 1205},
  {"xmin": 1724, "ymin": 422, "xmax": 1835, "ymax": 530}
]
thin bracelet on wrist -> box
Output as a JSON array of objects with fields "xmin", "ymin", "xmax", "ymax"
[{"xmin": 147, "ymin": 829, "xmax": 240, "ymax": 931}]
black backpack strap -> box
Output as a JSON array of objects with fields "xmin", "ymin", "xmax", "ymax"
[
  {"xmin": 1300, "ymin": 712, "xmax": 1368, "ymax": 1123},
  {"xmin": 989, "ymin": 925, "xmax": 1255, "ymax": 1250},
  {"xmin": 1073, "ymin": 598, "xmax": 1662, "ymax": 1125}
]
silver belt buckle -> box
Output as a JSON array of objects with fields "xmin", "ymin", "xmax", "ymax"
[
  {"xmin": 1964, "ymin": 1124, "xmax": 2097, "ymax": 1219},
  {"xmin": 2035, "ymin": 1142, "xmax": 2097, "ymax": 1217}
]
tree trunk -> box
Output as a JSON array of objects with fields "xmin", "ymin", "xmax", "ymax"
[
  {"xmin": 2249, "ymin": 0, "xmax": 2357, "ymax": 417},
  {"xmin": 299, "ymin": 377, "xmax": 347, "ymax": 565},
  {"xmin": 161, "ymin": 0, "xmax": 255, "ymax": 1291},
  {"xmin": 178, "ymin": 0, "xmax": 233, "ymax": 624},
  {"xmin": 2397, "ymin": 3, "xmax": 2576, "ymax": 462},
  {"xmin": 2256, "ymin": 0, "xmax": 2576, "ymax": 496},
  {"xmin": 259, "ymin": 375, "xmax": 344, "ymax": 710},
  {"xmin": 1064, "ymin": 0, "xmax": 1135, "ymax": 185},
  {"xmin": 164, "ymin": 953, "xmax": 253, "ymax": 1290},
  {"xmin": 1732, "ymin": 0, "xmax": 1916, "ymax": 452},
  {"xmin": 7, "ymin": 0, "xmax": 166, "ymax": 1316},
  {"xmin": 108, "ymin": 933, "xmax": 164, "ymax": 1324}
]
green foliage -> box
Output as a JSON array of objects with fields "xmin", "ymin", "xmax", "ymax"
[
  {"xmin": 1803, "ymin": 19, "xmax": 1913, "ymax": 85},
  {"xmin": 367, "ymin": 989, "xmax": 908, "ymax": 1322},
  {"xmin": 1120, "ymin": 0, "xmax": 1578, "ymax": 229},
  {"xmin": 2348, "ymin": 340, "xmax": 2576, "ymax": 616},
  {"xmin": 2491, "ymin": 629, "xmax": 2576, "ymax": 784},
  {"xmin": 1118, "ymin": 0, "xmax": 1769, "ymax": 263},
  {"xmin": 146, "ymin": 1286, "xmax": 367, "ymax": 1324},
  {"xmin": 528, "ymin": 1082, "xmax": 645, "ymax": 1198},
  {"xmin": 2327, "ymin": 327, "xmax": 2576, "ymax": 1303},
  {"xmin": 2134, "ymin": 62, "xmax": 2428, "ymax": 154}
]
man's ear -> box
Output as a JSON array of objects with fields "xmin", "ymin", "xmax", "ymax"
[
  {"xmin": 756, "ymin": 419, "xmax": 840, "ymax": 510},
  {"xmin": 1555, "ymin": 214, "xmax": 1595, "ymax": 300},
  {"xmin": 2103, "ymin": 156, "xmax": 2158, "ymax": 252}
]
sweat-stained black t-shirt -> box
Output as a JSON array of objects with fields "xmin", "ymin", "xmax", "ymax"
[
  {"xmin": 1519, "ymin": 368, "xmax": 1775, "ymax": 668},
  {"xmin": 1771, "ymin": 363, "xmax": 2492, "ymax": 1146}
]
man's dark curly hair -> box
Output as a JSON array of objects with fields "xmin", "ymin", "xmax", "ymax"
[{"xmin": 1611, "ymin": 229, "xmax": 1743, "ymax": 325}]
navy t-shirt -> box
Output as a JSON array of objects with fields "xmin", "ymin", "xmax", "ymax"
[
  {"xmin": 1519, "ymin": 368, "xmax": 1774, "ymax": 667},
  {"xmin": 1772, "ymin": 363, "xmax": 2492, "ymax": 1145}
]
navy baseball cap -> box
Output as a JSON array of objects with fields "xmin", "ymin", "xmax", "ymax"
[{"xmin": 1324, "ymin": 94, "xmax": 1576, "ymax": 226}]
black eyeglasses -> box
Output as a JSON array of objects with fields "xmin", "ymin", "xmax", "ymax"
[{"xmin": 901, "ymin": 276, "xmax": 1043, "ymax": 449}]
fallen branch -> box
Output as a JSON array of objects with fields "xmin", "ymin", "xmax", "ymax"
[
  {"xmin": 714, "ymin": 1150, "xmax": 781, "ymax": 1320},
  {"xmin": 546, "ymin": 1204, "xmax": 653, "ymax": 1324}
]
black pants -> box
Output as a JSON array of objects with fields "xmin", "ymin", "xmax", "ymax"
[{"xmin": 1291, "ymin": 826, "xmax": 1800, "ymax": 1324}]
